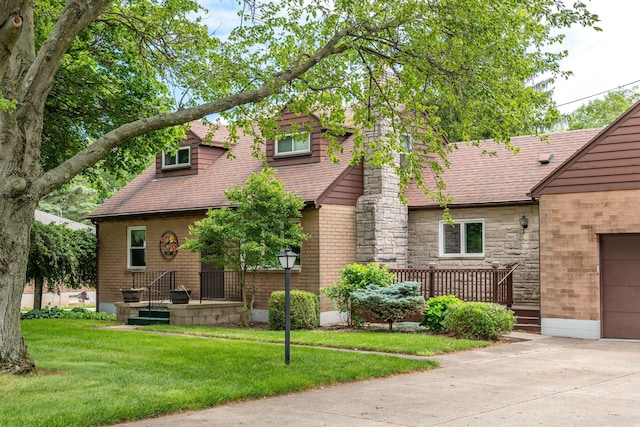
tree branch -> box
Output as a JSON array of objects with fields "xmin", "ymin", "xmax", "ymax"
[
  {"xmin": 34, "ymin": 22, "xmax": 355, "ymax": 197},
  {"xmin": 19, "ymin": 0, "xmax": 111, "ymax": 103}
]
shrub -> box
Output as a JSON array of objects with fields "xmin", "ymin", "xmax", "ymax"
[
  {"xmin": 420, "ymin": 295, "xmax": 463, "ymax": 332},
  {"xmin": 21, "ymin": 306, "xmax": 116, "ymax": 321},
  {"xmin": 321, "ymin": 262, "xmax": 395, "ymax": 326},
  {"xmin": 268, "ymin": 290, "xmax": 320, "ymax": 330},
  {"xmin": 443, "ymin": 302, "xmax": 516, "ymax": 341},
  {"xmin": 351, "ymin": 281, "xmax": 424, "ymax": 332}
]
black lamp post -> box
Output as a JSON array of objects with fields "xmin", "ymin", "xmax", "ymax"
[{"xmin": 277, "ymin": 248, "xmax": 298, "ymax": 365}]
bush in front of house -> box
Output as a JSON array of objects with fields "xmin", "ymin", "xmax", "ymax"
[
  {"xmin": 21, "ymin": 307, "xmax": 116, "ymax": 321},
  {"xmin": 268, "ymin": 290, "xmax": 320, "ymax": 330},
  {"xmin": 419, "ymin": 295, "xmax": 463, "ymax": 332},
  {"xmin": 351, "ymin": 281, "xmax": 424, "ymax": 332},
  {"xmin": 442, "ymin": 302, "xmax": 515, "ymax": 341},
  {"xmin": 321, "ymin": 262, "xmax": 395, "ymax": 327}
]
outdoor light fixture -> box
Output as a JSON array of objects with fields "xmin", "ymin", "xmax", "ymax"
[
  {"xmin": 278, "ymin": 248, "xmax": 298, "ymax": 269},
  {"xmin": 278, "ymin": 248, "xmax": 298, "ymax": 365},
  {"xmin": 519, "ymin": 215, "xmax": 529, "ymax": 233}
]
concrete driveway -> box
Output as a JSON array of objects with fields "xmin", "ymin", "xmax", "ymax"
[{"xmin": 118, "ymin": 333, "xmax": 640, "ymax": 426}]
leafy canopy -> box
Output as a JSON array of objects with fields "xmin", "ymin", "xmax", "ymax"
[
  {"xmin": 563, "ymin": 88, "xmax": 640, "ymax": 130},
  {"xmin": 27, "ymin": 222, "xmax": 97, "ymax": 291}
]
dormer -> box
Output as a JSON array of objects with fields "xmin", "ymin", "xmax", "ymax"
[
  {"xmin": 266, "ymin": 110, "xmax": 352, "ymax": 167},
  {"xmin": 155, "ymin": 123, "xmax": 228, "ymax": 179}
]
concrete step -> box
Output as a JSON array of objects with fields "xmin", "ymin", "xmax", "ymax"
[{"xmin": 127, "ymin": 316, "xmax": 170, "ymax": 326}]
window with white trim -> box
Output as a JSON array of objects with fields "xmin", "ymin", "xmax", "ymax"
[
  {"xmin": 162, "ymin": 146, "xmax": 191, "ymax": 169},
  {"xmin": 439, "ymin": 220, "xmax": 484, "ymax": 257},
  {"xmin": 275, "ymin": 133, "xmax": 310, "ymax": 156},
  {"xmin": 128, "ymin": 226, "xmax": 146, "ymax": 268}
]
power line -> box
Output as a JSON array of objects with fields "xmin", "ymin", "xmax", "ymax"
[{"xmin": 557, "ymin": 79, "xmax": 640, "ymax": 107}]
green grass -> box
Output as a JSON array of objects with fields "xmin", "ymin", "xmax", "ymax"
[
  {"xmin": 144, "ymin": 324, "xmax": 490, "ymax": 356},
  {"xmin": 3, "ymin": 320, "xmax": 445, "ymax": 427}
]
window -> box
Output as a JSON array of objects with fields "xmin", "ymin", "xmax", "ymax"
[
  {"xmin": 162, "ymin": 146, "xmax": 191, "ymax": 169},
  {"xmin": 439, "ymin": 220, "xmax": 484, "ymax": 257},
  {"xmin": 400, "ymin": 135, "xmax": 412, "ymax": 168},
  {"xmin": 275, "ymin": 133, "xmax": 310, "ymax": 156},
  {"xmin": 128, "ymin": 226, "xmax": 146, "ymax": 268}
]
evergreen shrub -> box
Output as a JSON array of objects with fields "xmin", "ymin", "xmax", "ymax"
[{"xmin": 351, "ymin": 281, "xmax": 424, "ymax": 332}]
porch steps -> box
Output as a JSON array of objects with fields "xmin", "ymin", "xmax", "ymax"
[
  {"xmin": 510, "ymin": 305, "xmax": 540, "ymax": 334},
  {"xmin": 127, "ymin": 308, "xmax": 170, "ymax": 326}
]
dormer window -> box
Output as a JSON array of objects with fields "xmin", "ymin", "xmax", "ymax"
[
  {"xmin": 162, "ymin": 146, "xmax": 191, "ymax": 169},
  {"xmin": 275, "ymin": 133, "xmax": 311, "ymax": 156}
]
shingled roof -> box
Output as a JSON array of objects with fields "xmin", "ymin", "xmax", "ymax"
[
  {"xmin": 405, "ymin": 128, "xmax": 603, "ymax": 208},
  {"xmin": 89, "ymin": 122, "xmax": 358, "ymax": 219}
]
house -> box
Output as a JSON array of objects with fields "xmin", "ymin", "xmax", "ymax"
[
  {"xmin": 89, "ymin": 110, "xmax": 600, "ymax": 325},
  {"xmin": 530, "ymin": 100, "xmax": 640, "ymax": 340}
]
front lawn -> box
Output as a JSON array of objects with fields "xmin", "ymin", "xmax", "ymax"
[
  {"xmin": 3, "ymin": 319, "xmax": 444, "ymax": 427},
  {"xmin": 145, "ymin": 324, "xmax": 490, "ymax": 356}
]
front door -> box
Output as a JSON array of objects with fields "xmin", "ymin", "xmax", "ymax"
[{"xmin": 200, "ymin": 251, "xmax": 225, "ymax": 300}]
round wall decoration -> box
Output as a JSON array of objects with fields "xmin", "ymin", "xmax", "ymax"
[{"xmin": 160, "ymin": 231, "xmax": 179, "ymax": 259}]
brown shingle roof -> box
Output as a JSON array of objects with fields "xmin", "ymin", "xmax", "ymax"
[
  {"xmin": 89, "ymin": 122, "xmax": 357, "ymax": 219},
  {"xmin": 405, "ymin": 128, "xmax": 603, "ymax": 208}
]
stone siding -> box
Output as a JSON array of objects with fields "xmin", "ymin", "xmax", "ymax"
[
  {"xmin": 539, "ymin": 189, "xmax": 640, "ymax": 322},
  {"xmin": 356, "ymin": 118, "xmax": 408, "ymax": 268},
  {"xmin": 408, "ymin": 205, "xmax": 540, "ymax": 304}
]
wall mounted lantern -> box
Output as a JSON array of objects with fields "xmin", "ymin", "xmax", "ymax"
[{"xmin": 519, "ymin": 215, "xmax": 529, "ymax": 233}]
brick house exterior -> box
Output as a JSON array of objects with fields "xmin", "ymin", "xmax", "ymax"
[
  {"xmin": 90, "ymin": 111, "xmax": 600, "ymax": 325},
  {"xmin": 531, "ymin": 100, "xmax": 640, "ymax": 340}
]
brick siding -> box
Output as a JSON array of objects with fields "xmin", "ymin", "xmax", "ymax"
[{"xmin": 539, "ymin": 189, "xmax": 640, "ymax": 321}]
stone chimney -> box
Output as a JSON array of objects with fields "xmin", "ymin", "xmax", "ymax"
[{"xmin": 355, "ymin": 117, "xmax": 408, "ymax": 268}]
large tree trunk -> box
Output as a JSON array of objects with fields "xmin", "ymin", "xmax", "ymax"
[
  {"xmin": 33, "ymin": 276, "xmax": 43, "ymax": 310},
  {"xmin": 0, "ymin": 202, "xmax": 37, "ymax": 374}
]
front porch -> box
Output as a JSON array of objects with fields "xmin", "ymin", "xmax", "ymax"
[
  {"xmin": 119, "ymin": 270, "xmax": 244, "ymax": 325},
  {"xmin": 116, "ymin": 301, "xmax": 244, "ymax": 326}
]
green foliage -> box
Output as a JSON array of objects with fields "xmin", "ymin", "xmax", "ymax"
[
  {"xmin": 564, "ymin": 88, "xmax": 640, "ymax": 131},
  {"xmin": 351, "ymin": 282, "xmax": 425, "ymax": 332},
  {"xmin": 321, "ymin": 263, "xmax": 395, "ymax": 327},
  {"xmin": 20, "ymin": 307, "xmax": 115, "ymax": 321},
  {"xmin": 27, "ymin": 222, "xmax": 97, "ymax": 292},
  {"xmin": 183, "ymin": 168, "xmax": 307, "ymax": 325},
  {"xmin": 267, "ymin": 290, "xmax": 320, "ymax": 330},
  {"xmin": 443, "ymin": 302, "xmax": 516, "ymax": 341},
  {"xmin": 36, "ymin": 0, "xmax": 197, "ymax": 192},
  {"xmin": 420, "ymin": 295, "xmax": 463, "ymax": 332},
  {"xmin": 37, "ymin": 176, "xmax": 99, "ymax": 224}
]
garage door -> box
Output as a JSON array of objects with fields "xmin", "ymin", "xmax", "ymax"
[{"xmin": 601, "ymin": 234, "xmax": 640, "ymax": 339}]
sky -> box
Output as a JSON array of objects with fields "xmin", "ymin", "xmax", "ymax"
[
  {"xmin": 198, "ymin": 0, "xmax": 637, "ymax": 115},
  {"xmin": 550, "ymin": 0, "xmax": 640, "ymax": 113}
]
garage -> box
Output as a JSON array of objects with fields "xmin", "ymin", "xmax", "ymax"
[{"xmin": 601, "ymin": 234, "xmax": 640, "ymax": 339}]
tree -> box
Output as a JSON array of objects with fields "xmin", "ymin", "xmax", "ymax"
[
  {"xmin": 182, "ymin": 168, "xmax": 307, "ymax": 326},
  {"xmin": 563, "ymin": 88, "xmax": 640, "ymax": 130},
  {"xmin": 0, "ymin": 0, "xmax": 597, "ymax": 374},
  {"xmin": 26, "ymin": 222, "xmax": 97, "ymax": 310},
  {"xmin": 37, "ymin": 176, "xmax": 99, "ymax": 224}
]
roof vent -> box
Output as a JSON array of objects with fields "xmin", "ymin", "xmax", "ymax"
[{"xmin": 538, "ymin": 153, "xmax": 554, "ymax": 165}]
